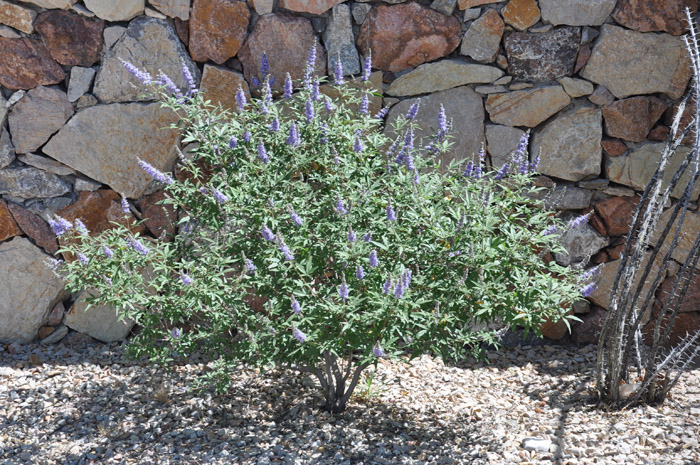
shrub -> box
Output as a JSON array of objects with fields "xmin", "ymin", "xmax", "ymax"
[{"xmin": 55, "ymin": 50, "xmax": 586, "ymax": 413}]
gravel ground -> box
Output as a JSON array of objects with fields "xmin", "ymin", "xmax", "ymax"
[{"xmin": 1, "ymin": 336, "xmax": 699, "ymax": 465}]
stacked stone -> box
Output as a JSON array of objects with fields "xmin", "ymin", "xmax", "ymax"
[{"xmin": 0, "ymin": 0, "xmax": 697, "ymax": 347}]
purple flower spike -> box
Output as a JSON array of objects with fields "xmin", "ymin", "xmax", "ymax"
[
  {"xmin": 171, "ymin": 328, "xmax": 181, "ymax": 339},
  {"xmin": 579, "ymin": 265, "xmax": 602, "ymax": 283},
  {"xmin": 353, "ymin": 132, "xmax": 363, "ymax": 153},
  {"xmin": 181, "ymin": 273, "xmax": 193, "ymax": 285},
  {"xmin": 386, "ymin": 202, "xmax": 397, "ymax": 222},
  {"xmin": 383, "ymin": 277, "xmax": 393, "ymax": 295},
  {"xmin": 75, "ymin": 219, "xmax": 88, "ymax": 236},
  {"xmin": 138, "ymin": 159, "xmax": 173, "ymax": 185},
  {"xmin": 49, "ymin": 216, "xmax": 73, "ymax": 237},
  {"xmin": 581, "ymin": 282, "xmax": 597, "ymax": 298},
  {"xmin": 127, "ymin": 237, "xmax": 150, "ymax": 255},
  {"xmin": 251, "ymin": 76, "xmax": 261, "ymax": 87},
  {"xmin": 291, "ymin": 298, "xmax": 301, "ymax": 315},
  {"xmin": 335, "ymin": 198, "xmax": 348, "ymax": 215},
  {"xmin": 311, "ymin": 79, "xmax": 320, "ymax": 101},
  {"xmin": 157, "ymin": 72, "xmax": 183, "ymax": 97},
  {"xmin": 121, "ymin": 60, "xmax": 152, "ymax": 85},
  {"xmin": 293, "ymin": 326, "xmax": 306, "ymax": 343},
  {"xmin": 270, "ymin": 118, "xmax": 280, "ymax": 132},
  {"xmin": 369, "ymin": 250, "xmax": 379, "ymax": 268},
  {"xmin": 305, "ymin": 99, "xmax": 315, "ymax": 123},
  {"xmin": 373, "ymin": 342, "xmax": 384, "ymax": 357},
  {"xmin": 363, "ymin": 232, "xmax": 372, "ymax": 243},
  {"xmin": 235, "ymin": 86, "xmax": 247, "ymax": 111},
  {"xmin": 334, "ymin": 56, "xmax": 345, "ymax": 85},
  {"xmin": 569, "ymin": 212, "xmax": 591, "ymax": 229},
  {"xmin": 402, "ymin": 269, "xmax": 412, "ymax": 289},
  {"xmin": 244, "ymin": 130, "xmax": 251, "ymax": 143},
  {"xmin": 181, "ymin": 60, "xmax": 197, "ymax": 95},
  {"xmin": 374, "ymin": 107, "xmax": 389, "ymax": 120},
  {"xmin": 229, "ymin": 136, "xmax": 237, "ymax": 148},
  {"xmin": 437, "ymin": 104, "xmax": 448, "ymax": 138},
  {"xmin": 543, "ymin": 225, "xmax": 558, "ymax": 236},
  {"xmin": 362, "ymin": 52, "xmax": 372, "ymax": 82},
  {"xmin": 360, "ymin": 94, "xmax": 369, "ymax": 115},
  {"xmin": 78, "ymin": 253, "xmax": 89, "ymax": 265},
  {"xmin": 121, "ymin": 196, "xmax": 130, "ymax": 214},
  {"xmin": 347, "ymin": 227, "xmax": 356, "ymax": 243},
  {"xmin": 406, "ymin": 101, "xmax": 420, "ymax": 120},
  {"xmin": 495, "ymin": 163, "xmax": 509, "ymax": 180},
  {"xmin": 257, "ymin": 141, "xmax": 269, "ymax": 164},
  {"xmin": 245, "ymin": 258, "xmax": 256, "ymax": 274},
  {"xmin": 290, "ymin": 208, "xmax": 303, "ymax": 226},
  {"xmin": 393, "ymin": 280, "xmax": 405, "ymax": 299},
  {"xmin": 338, "ymin": 280, "xmax": 349, "ymax": 303},
  {"xmin": 284, "ymin": 73, "xmax": 293, "ymax": 98},
  {"xmin": 213, "ymin": 188, "xmax": 228, "ymax": 204},
  {"xmin": 261, "ymin": 225, "xmax": 275, "ymax": 241},
  {"xmin": 103, "ymin": 246, "xmax": 114, "ymax": 258},
  {"xmin": 287, "ymin": 122, "xmax": 300, "ymax": 147},
  {"xmin": 324, "ymin": 96, "xmax": 334, "ymax": 113},
  {"xmin": 356, "ymin": 265, "xmax": 365, "ymax": 280},
  {"xmin": 260, "ymin": 52, "xmax": 270, "ymax": 76},
  {"xmin": 306, "ymin": 45, "xmax": 316, "ymax": 77},
  {"xmin": 278, "ymin": 235, "xmax": 294, "ymax": 261}
]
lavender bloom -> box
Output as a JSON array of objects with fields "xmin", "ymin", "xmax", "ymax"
[
  {"xmin": 360, "ymin": 94, "xmax": 369, "ymax": 115},
  {"xmin": 402, "ymin": 269, "xmax": 412, "ymax": 289},
  {"xmin": 287, "ymin": 122, "xmax": 300, "ymax": 147},
  {"xmin": 356, "ymin": 265, "xmax": 365, "ymax": 280},
  {"xmin": 251, "ymin": 76, "xmax": 261, "ymax": 87},
  {"xmin": 406, "ymin": 101, "xmax": 420, "ymax": 120},
  {"xmin": 569, "ymin": 212, "xmax": 591, "ymax": 229},
  {"xmin": 324, "ymin": 96, "xmax": 334, "ymax": 113},
  {"xmin": 171, "ymin": 328, "xmax": 181, "ymax": 339},
  {"xmin": 405, "ymin": 153, "xmax": 416, "ymax": 171},
  {"xmin": 393, "ymin": 280, "xmax": 405, "ymax": 299},
  {"xmin": 293, "ymin": 326, "xmax": 306, "ymax": 343},
  {"xmin": 347, "ymin": 227, "xmax": 356, "ymax": 243},
  {"xmin": 311, "ymin": 79, "xmax": 320, "ymax": 101},
  {"xmin": 338, "ymin": 280, "xmax": 349, "ymax": 303},
  {"xmin": 138, "ymin": 159, "xmax": 173, "ymax": 185},
  {"xmin": 320, "ymin": 122, "xmax": 329, "ymax": 144},
  {"xmin": 278, "ymin": 236, "xmax": 294, "ymax": 261},
  {"xmin": 229, "ymin": 136, "xmax": 237, "ymax": 148},
  {"xmin": 260, "ymin": 52, "xmax": 270, "ymax": 76},
  {"xmin": 333, "ymin": 147, "xmax": 341, "ymax": 165},
  {"xmin": 284, "ymin": 73, "xmax": 294, "ymax": 98},
  {"xmin": 244, "ymin": 258, "xmax": 256, "ymax": 274},
  {"xmin": 270, "ymin": 118, "xmax": 280, "ymax": 132},
  {"xmin": 157, "ymin": 72, "xmax": 182, "ymax": 97},
  {"xmin": 369, "ymin": 250, "xmax": 379, "ymax": 268},
  {"xmin": 244, "ymin": 130, "xmax": 251, "ymax": 143},
  {"xmin": 334, "ymin": 57, "xmax": 345, "ymax": 85},
  {"xmin": 354, "ymin": 131, "xmax": 363, "ymax": 153},
  {"xmin": 290, "ymin": 209, "xmax": 303, "ymax": 226},
  {"xmin": 121, "ymin": 60, "xmax": 152, "ymax": 85},
  {"xmin": 291, "ymin": 298, "xmax": 301, "ymax": 315},
  {"xmin": 305, "ymin": 99, "xmax": 315, "ymax": 123},
  {"xmin": 121, "ymin": 196, "xmax": 130, "ymax": 214},
  {"xmin": 199, "ymin": 186, "xmax": 208, "ymax": 195},
  {"xmin": 530, "ymin": 156, "xmax": 540, "ymax": 173},
  {"xmin": 373, "ymin": 342, "xmax": 384, "ymax": 357},
  {"xmin": 437, "ymin": 104, "xmax": 448, "ymax": 138},
  {"xmin": 581, "ymin": 282, "xmax": 597, "ymax": 298},
  {"xmin": 304, "ymin": 45, "xmax": 317, "ymax": 85},
  {"xmin": 463, "ymin": 161, "xmax": 474, "ymax": 178},
  {"xmin": 75, "ymin": 218, "xmax": 88, "ymax": 236},
  {"xmin": 257, "ymin": 141, "xmax": 269, "ymax": 164},
  {"xmin": 579, "ymin": 265, "xmax": 602, "ymax": 283},
  {"xmin": 78, "ymin": 253, "xmax": 89, "ymax": 265},
  {"xmin": 261, "ymin": 225, "xmax": 275, "ymax": 241},
  {"xmin": 363, "ymin": 232, "xmax": 372, "ymax": 242},
  {"xmin": 103, "ymin": 246, "xmax": 114, "ymax": 258},
  {"xmin": 235, "ymin": 86, "xmax": 247, "ymax": 111},
  {"xmin": 127, "ymin": 237, "xmax": 150, "ymax": 255},
  {"xmin": 495, "ymin": 163, "xmax": 509, "ymax": 180},
  {"xmin": 335, "ymin": 198, "xmax": 348, "ymax": 215},
  {"xmin": 362, "ymin": 52, "xmax": 372, "ymax": 81},
  {"xmin": 213, "ymin": 188, "xmax": 229, "ymax": 204},
  {"xmin": 543, "ymin": 224, "xmax": 558, "ymax": 236},
  {"xmin": 181, "ymin": 60, "xmax": 197, "ymax": 95},
  {"xmin": 181, "ymin": 273, "xmax": 193, "ymax": 285},
  {"xmin": 374, "ymin": 107, "xmax": 389, "ymax": 120},
  {"xmin": 383, "ymin": 277, "xmax": 393, "ymax": 295},
  {"xmin": 386, "ymin": 202, "xmax": 397, "ymax": 222},
  {"xmin": 49, "ymin": 216, "xmax": 72, "ymax": 237}
]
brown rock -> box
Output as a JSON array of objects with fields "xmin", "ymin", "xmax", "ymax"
[
  {"xmin": 238, "ymin": 14, "xmax": 326, "ymax": 94},
  {"xmin": 648, "ymin": 125, "xmax": 670, "ymax": 142},
  {"xmin": 199, "ymin": 64, "xmax": 250, "ymax": 113},
  {"xmin": 458, "ymin": 0, "xmax": 504, "ymax": 9},
  {"xmin": 612, "ymin": 0, "xmax": 697, "ymax": 36},
  {"xmin": 601, "ymin": 138, "xmax": 627, "ymax": 157},
  {"xmin": 0, "ymin": 199, "xmax": 21, "ymax": 242},
  {"xmin": 501, "ymin": 0, "xmax": 540, "ymax": 31},
  {"xmin": 540, "ymin": 311, "xmax": 572, "ymax": 340},
  {"xmin": 574, "ymin": 44, "xmax": 591, "ymax": 73},
  {"xmin": 0, "ymin": 38, "xmax": 65, "ymax": 90},
  {"xmin": 174, "ymin": 17, "xmax": 189, "ymax": 45},
  {"xmin": 7, "ymin": 202, "xmax": 59, "ymax": 255},
  {"xmin": 47, "ymin": 301, "xmax": 65, "ymax": 326},
  {"xmin": 189, "ymin": 0, "xmax": 250, "ymax": 64},
  {"xmin": 643, "ymin": 312, "xmax": 700, "ymax": 346},
  {"xmin": 656, "ymin": 272, "xmax": 700, "ymax": 315},
  {"xmin": 582, "ymin": 207, "xmax": 608, "ymax": 237},
  {"xmin": 0, "ymin": 0, "xmax": 36, "ymax": 34},
  {"xmin": 135, "ymin": 190, "xmax": 177, "ymax": 240},
  {"xmin": 505, "ymin": 27, "xmax": 581, "ymax": 82},
  {"xmin": 485, "ymin": 85, "xmax": 570, "ymax": 127},
  {"xmin": 594, "ymin": 196, "xmax": 639, "ymax": 237},
  {"xmin": 34, "ymin": 10, "xmax": 104, "ymax": 67},
  {"xmin": 571, "ymin": 307, "xmax": 606, "ymax": 346},
  {"xmin": 606, "ymin": 237, "xmax": 627, "ymax": 260},
  {"xmin": 592, "ymin": 251, "xmax": 609, "ymax": 265},
  {"xmin": 459, "ymin": 9, "xmax": 504, "ymax": 63},
  {"xmin": 38, "ymin": 326, "xmax": 56, "ymax": 340},
  {"xmin": 279, "ymin": 0, "xmax": 344, "ymax": 15},
  {"xmin": 58, "ymin": 189, "xmax": 145, "ymax": 237},
  {"xmin": 357, "ymin": 3, "xmax": 461, "ymax": 73},
  {"xmin": 663, "ymin": 99, "xmax": 695, "ymax": 146},
  {"xmin": 602, "ymin": 96, "xmax": 667, "ymax": 143}
]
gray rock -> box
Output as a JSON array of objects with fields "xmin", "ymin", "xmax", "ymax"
[
  {"xmin": 19, "ymin": 0, "xmax": 78, "ymax": 7},
  {"xmin": 75, "ymin": 94, "xmax": 98, "ymax": 109},
  {"xmin": 6, "ymin": 90, "xmax": 25, "ymax": 107},
  {"xmin": 23, "ymin": 196, "xmax": 74, "ymax": 220},
  {"xmin": 73, "ymin": 176, "xmax": 102, "ymax": 191},
  {"xmin": 522, "ymin": 438, "xmax": 553, "ymax": 453},
  {"xmin": 485, "ymin": 124, "xmax": 525, "ymax": 168},
  {"xmin": 485, "ymin": 85, "xmax": 571, "ymax": 128},
  {"xmin": 544, "ymin": 184, "xmax": 593, "ymax": 210},
  {"xmin": 0, "ymin": 25, "xmax": 21, "ymax": 38},
  {"xmin": 0, "ymin": 166, "xmax": 71, "ymax": 198},
  {"xmin": 431, "ymin": 0, "xmax": 456, "ymax": 16},
  {"xmin": 65, "ymin": 290, "xmax": 135, "ymax": 342},
  {"xmin": 324, "ymin": 4, "xmax": 361, "ymax": 77},
  {"xmin": 0, "ymin": 237, "xmax": 68, "ymax": 344},
  {"xmin": 42, "ymin": 102, "xmax": 180, "ymax": 198},
  {"xmin": 386, "ymin": 86, "xmax": 484, "ymax": 168},
  {"xmin": 148, "ymin": 0, "xmax": 189, "ymax": 20},
  {"xmin": 17, "ymin": 153, "xmax": 75, "ymax": 176},
  {"xmin": 539, "ymin": 0, "xmax": 616, "ymax": 26},
  {"xmin": 83, "ymin": 0, "xmax": 144, "ymax": 21},
  {"xmin": 40, "ymin": 324, "xmax": 68, "ymax": 345},
  {"xmin": 590, "ymin": 256, "xmax": 664, "ymax": 309},
  {"xmin": 0, "ymin": 127, "xmax": 15, "ymax": 169},
  {"xmin": 578, "ymin": 178, "xmax": 609, "ymax": 190},
  {"xmin": 581, "ymin": 25, "xmax": 692, "ymax": 100},
  {"xmin": 67, "ymin": 66, "xmax": 96, "ymax": 102},
  {"xmin": 460, "ymin": 9, "xmax": 504, "ymax": 63},
  {"xmin": 606, "ymin": 143, "xmax": 699, "ymax": 201},
  {"xmin": 249, "ymin": 0, "xmax": 274, "ymax": 15},
  {"xmin": 463, "ymin": 8, "xmax": 481, "ymax": 21},
  {"xmin": 532, "ymin": 106, "xmax": 602, "ymax": 182},
  {"xmin": 474, "ymin": 85, "xmax": 507, "ymax": 94},
  {"xmin": 558, "ymin": 77, "xmax": 594, "ymax": 97},
  {"xmin": 588, "ymin": 85, "xmax": 614, "ymax": 106},
  {"xmin": 387, "ymin": 59, "xmax": 503, "ymax": 96},
  {"xmin": 8, "ymin": 86, "xmax": 73, "ymax": 154},
  {"xmin": 103, "ymin": 25, "xmax": 126, "ymax": 49},
  {"xmin": 93, "ymin": 17, "xmax": 199, "ymax": 104},
  {"xmin": 554, "ymin": 212, "xmax": 608, "ymax": 266},
  {"xmin": 351, "ymin": 3, "xmax": 371, "ymax": 24},
  {"xmin": 0, "ymin": 93, "xmax": 6, "ymax": 125},
  {"xmin": 504, "ymin": 27, "xmax": 581, "ymax": 83},
  {"xmin": 652, "ymin": 209, "xmax": 700, "ymax": 270}
]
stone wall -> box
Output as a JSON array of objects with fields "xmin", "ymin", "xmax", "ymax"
[{"xmin": 1, "ymin": 0, "xmax": 699, "ymax": 346}]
